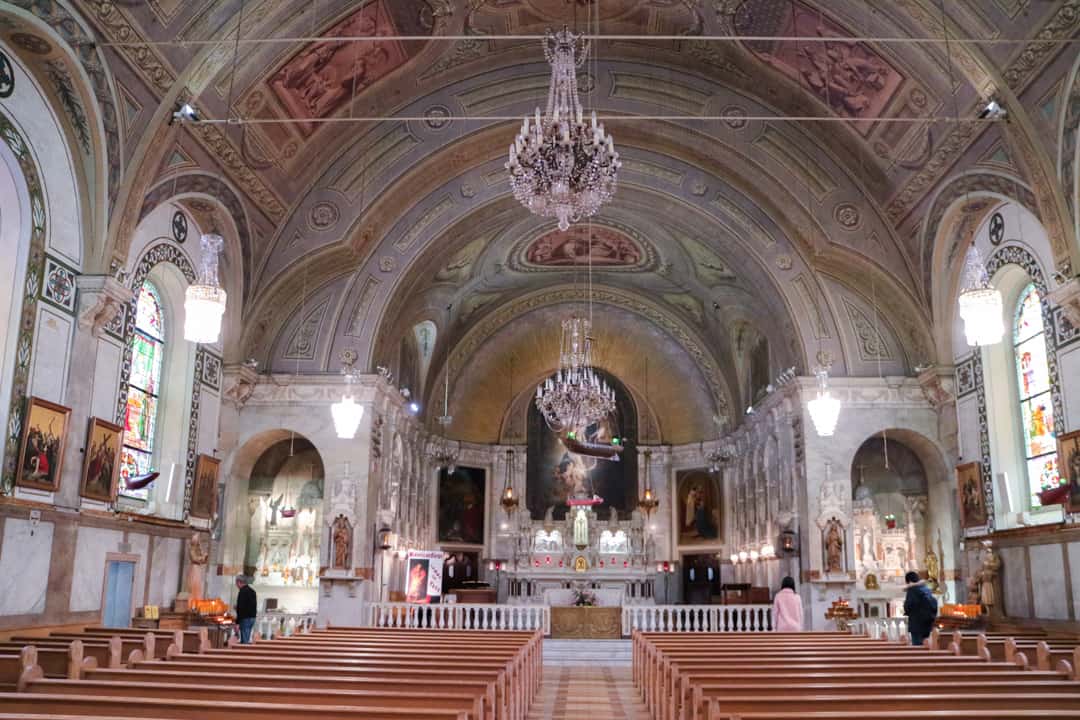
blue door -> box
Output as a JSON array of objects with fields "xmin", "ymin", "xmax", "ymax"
[{"xmin": 103, "ymin": 560, "xmax": 135, "ymax": 628}]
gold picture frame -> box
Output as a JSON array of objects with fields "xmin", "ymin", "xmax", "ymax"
[
  {"xmin": 190, "ymin": 454, "xmax": 220, "ymax": 519},
  {"xmin": 16, "ymin": 396, "xmax": 71, "ymax": 492},
  {"xmin": 79, "ymin": 417, "xmax": 122, "ymax": 502},
  {"xmin": 1059, "ymin": 429, "xmax": 1080, "ymax": 513},
  {"xmin": 957, "ymin": 461, "xmax": 987, "ymax": 529}
]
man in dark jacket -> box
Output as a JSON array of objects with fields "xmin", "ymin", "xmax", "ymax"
[
  {"xmin": 235, "ymin": 575, "xmax": 257, "ymax": 644},
  {"xmin": 903, "ymin": 570, "xmax": 938, "ymax": 646}
]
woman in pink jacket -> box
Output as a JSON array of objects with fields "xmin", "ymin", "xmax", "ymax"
[{"xmin": 772, "ymin": 576, "xmax": 803, "ymax": 631}]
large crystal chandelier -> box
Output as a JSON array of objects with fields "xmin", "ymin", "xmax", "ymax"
[
  {"xmin": 958, "ymin": 245, "xmax": 1004, "ymax": 347},
  {"xmin": 184, "ymin": 233, "xmax": 227, "ymax": 343},
  {"xmin": 807, "ymin": 368, "xmax": 841, "ymax": 437},
  {"xmin": 535, "ymin": 316, "xmax": 615, "ymax": 431},
  {"xmin": 507, "ymin": 27, "xmax": 620, "ymax": 231}
]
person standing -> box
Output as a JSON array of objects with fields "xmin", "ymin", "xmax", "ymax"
[
  {"xmin": 235, "ymin": 575, "xmax": 257, "ymax": 644},
  {"xmin": 772, "ymin": 576, "xmax": 803, "ymax": 631},
  {"xmin": 903, "ymin": 570, "xmax": 938, "ymax": 646}
]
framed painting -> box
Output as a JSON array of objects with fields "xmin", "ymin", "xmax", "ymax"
[
  {"xmin": 80, "ymin": 417, "xmax": 122, "ymax": 502},
  {"xmin": 437, "ymin": 466, "xmax": 485, "ymax": 545},
  {"xmin": 190, "ymin": 454, "xmax": 220, "ymax": 519},
  {"xmin": 675, "ymin": 469, "xmax": 722, "ymax": 546},
  {"xmin": 16, "ymin": 396, "xmax": 71, "ymax": 492},
  {"xmin": 956, "ymin": 461, "xmax": 987, "ymax": 529},
  {"xmin": 1060, "ymin": 430, "xmax": 1080, "ymax": 513}
]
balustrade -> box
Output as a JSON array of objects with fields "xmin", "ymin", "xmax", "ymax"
[
  {"xmin": 621, "ymin": 604, "xmax": 772, "ymax": 635},
  {"xmin": 255, "ymin": 612, "xmax": 318, "ymax": 639},
  {"xmin": 851, "ymin": 616, "xmax": 909, "ymax": 642},
  {"xmin": 367, "ymin": 602, "xmax": 551, "ymax": 635}
]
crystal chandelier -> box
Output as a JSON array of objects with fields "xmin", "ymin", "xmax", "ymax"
[
  {"xmin": 184, "ymin": 233, "xmax": 227, "ymax": 343},
  {"xmin": 705, "ymin": 444, "xmax": 735, "ymax": 474},
  {"xmin": 331, "ymin": 351, "xmax": 364, "ymax": 439},
  {"xmin": 507, "ymin": 27, "xmax": 620, "ymax": 231},
  {"xmin": 535, "ymin": 316, "xmax": 615, "ymax": 431},
  {"xmin": 958, "ymin": 245, "xmax": 1004, "ymax": 346},
  {"xmin": 807, "ymin": 368, "xmax": 841, "ymax": 437}
]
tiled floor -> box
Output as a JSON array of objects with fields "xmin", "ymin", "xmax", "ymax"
[{"xmin": 528, "ymin": 641, "xmax": 650, "ymax": 719}]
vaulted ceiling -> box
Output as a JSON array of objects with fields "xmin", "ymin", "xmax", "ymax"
[{"xmin": 11, "ymin": 0, "xmax": 1075, "ymax": 442}]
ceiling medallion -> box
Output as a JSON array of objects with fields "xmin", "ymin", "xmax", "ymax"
[{"xmin": 507, "ymin": 27, "xmax": 620, "ymax": 231}]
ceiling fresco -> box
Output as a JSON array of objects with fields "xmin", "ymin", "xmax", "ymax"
[{"xmin": 12, "ymin": 0, "xmax": 1077, "ymax": 443}]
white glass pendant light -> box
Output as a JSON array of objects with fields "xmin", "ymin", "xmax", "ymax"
[
  {"xmin": 184, "ymin": 233, "xmax": 227, "ymax": 343},
  {"xmin": 958, "ymin": 246, "xmax": 1003, "ymax": 346},
  {"xmin": 807, "ymin": 368, "xmax": 841, "ymax": 437},
  {"xmin": 332, "ymin": 353, "xmax": 364, "ymax": 439}
]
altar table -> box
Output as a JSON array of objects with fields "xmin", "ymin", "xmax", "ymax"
[{"xmin": 550, "ymin": 606, "xmax": 622, "ymax": 639}]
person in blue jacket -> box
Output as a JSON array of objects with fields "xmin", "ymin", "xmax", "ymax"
[{"xmin": 903, "ymin": 570, "xmax": 938, "ymax": 646}]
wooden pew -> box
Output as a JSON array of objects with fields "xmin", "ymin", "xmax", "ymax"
[
  {"xmin": 702, "ymin": 693, "xmax": 1080, "ymax": 719},
  {"xmin": 19, "ymin": 678, "xmax": 486, "ymax": 720},
  {"xmin": 77, "ymin": 628, "xmax": 209, "ymax": 654},
  {"xmin": 9, "ymin": 634, "xmax": 152, "ymax": 666},
  {"xmin": 0, "ymin": 641, "xmax": 96, "ymax": 680},
  {"xmin": 0, "ymin": 693, "xmax": 471, "ymax": 719}
]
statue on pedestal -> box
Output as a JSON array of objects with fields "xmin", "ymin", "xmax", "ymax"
[
  {"xmin": 978, "ymin": 542, "xmax": 1001, "ymax": 612},
  {"xmin": 331, "ymin": 515, "xmax": 352, "ymax": 570},
  {"xmin": 184, "ymin": 533, "xmax": 209, "ymax": 604},
  {"xmin": 824, "ymin": 519, "xmax": 844, "ymax": 574}
]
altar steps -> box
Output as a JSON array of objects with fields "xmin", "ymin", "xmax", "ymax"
[
  {"xmin": 528, "ymin": 663, "xmax": 649, "ymax": 720},
  {"xmin": 543, "ymin": 639, "xmax": 633, "ymax": 666}
]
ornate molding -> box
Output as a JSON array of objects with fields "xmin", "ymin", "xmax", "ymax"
[
  {"xmin": 222, "ymin": 363, "xmax": 259, "ymax": 410},
  {"xmin": 917, "ymin": 365, "xmax": 956, "ymax": 412},
  {"xmin": 76, "ymin": 275, "xmax": 133, "ymax": 339}
]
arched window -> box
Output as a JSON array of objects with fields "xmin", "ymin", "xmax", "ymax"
[
  {"xmin": 120, "ymin": 282, "xmax": 166, "ymax": 498},
  {"xmin": 1013, "ymin": 283, "xmax": 1059, "ymax": 507}
]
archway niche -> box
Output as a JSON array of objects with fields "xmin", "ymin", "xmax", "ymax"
[
  {"xmin": 242, "ymin": 437, "xmax": 325, "ymax": 615},
  {"xmin": 849, "ymin": 429, "xmax": 958, "ymax": 616}
]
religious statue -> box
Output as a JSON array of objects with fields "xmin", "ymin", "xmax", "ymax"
[
  {"xmin": 268, "ymin": 494, "xmax": 283, "ymax": 526},
  {"xmin": 331, "ymin": 515, "xmax": 352, "ymax": 571},
  {"xmin": 924, "ymin": 546, "xmax": 940, "ymax": 591},
  {"xmin": 573, "ymin": 508, "xmax": 589, "ymax": 549},
  {"xmin": 185, "ymin": 533, "xmax": 209, "ymax": 603},
  {"xmin": 608, "ymin": 507, "xmax": 619, "ymax": 528},
  {"xmin": 824, "ymin": 519, "xmax": 844, "ymax": 574},
  {"xmin": 979, "ymin": 542, "xmax": 1001, "ymax": 611}
]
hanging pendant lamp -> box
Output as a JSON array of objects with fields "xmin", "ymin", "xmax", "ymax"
[
  {"xmin": 807, "ymin": 368, "xmax": 841, "ymax": 437},
  {"xmin": 958, "ymin": 246, "xmax": 1004, "ymax": 346},
  {"xmin": 184, "ymin": 233, "xmax": 227, "ymax": 343},
  {"xmin": 332, "ymin": 351, "xmax": 364, "ymax": 439}
]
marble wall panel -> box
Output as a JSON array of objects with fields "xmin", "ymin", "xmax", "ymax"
[
  {"xmin": 956, "ymin": 395, "xmax": 980, "ymax": 465},
  {"xmin": 1069, "ymin": 543, "xmax": 1080, "ymax": 616},
  {"xmin": 128, "ymin": 532, "xmax": 149, "ymax": 610},
  {"xmin": 999, "ymin": 545, "xmax": 1031, "ymax": 618},
  {"xmin": 1029, "ymin": 543, "xmax": 1069, "ymax": 620},
  {"xmin": 91, "ymin": 339, "xmax": 123, "ymax": 421},
  {"xmin": 1059, "ymin": 347, "xmax": 1080, "ymax": 430},
  {"xmin": 68, "ymin": 526, "xmax": 123, "ymax": 613},
  {"xmin": 28, "ymin": 306, "xmax": 72, "ymax": 406},
  {"xmin": 147, "ymin": 536, "xmax": 182, "ymax": 608},
  {"xmin": 0, "ymin": 518, "xmax": 53, "ymax": 615}
]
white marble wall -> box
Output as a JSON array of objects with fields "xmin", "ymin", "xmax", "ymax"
[
  {"xmin": 1029, "ymin": 544, "xmax": 1069, "ymax": 620},
  {"xmin": 146, "ymin": 536, "xmax": 183, "ymax": 609},
  {"xmin": 69, "ymin": 526, "xmax": 124, "ymax": 613},
  {"xmin": 998, "ymin": 545, "xmax": 1031, "ymax": 618},
  {"xmin": 0, "ymin": 518, "xmax": 53, "ymax": 615}
]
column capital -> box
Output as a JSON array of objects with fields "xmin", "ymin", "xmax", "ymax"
[
  {"xmin": 76, "ymin": 275, "xmax": 133, "ymax": 339},
  {"xmin": 1049, "ymin": 277, "xmax": 1080, "ymax": 329},
  {"xmin": 917, "ymin": 364, "xmax": 956, "ymax": 412}
]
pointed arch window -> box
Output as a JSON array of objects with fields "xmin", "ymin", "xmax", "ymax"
[
  {"xmin": 120, "ymin": 282, "xmax": 165, "ymax": 498},
  {"xmin": 1013, "ymin": 283, "xmax": 1060, "ymax": 506}
]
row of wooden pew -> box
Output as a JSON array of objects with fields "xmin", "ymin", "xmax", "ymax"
[
  {"xmin": 633, "ymin": 629, "xmax": 1080, "ymax": 720},
  {"xmin": 929, "ymin": 627, "xmax": 1080, "ymax": 675},
  {"xmin": 0, "ymin": 624, "xmax": 540, "ymax": 719}
]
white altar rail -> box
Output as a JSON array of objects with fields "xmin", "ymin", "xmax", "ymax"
[
  {"xmin": 256, "ymin": 612, "xmax": 317, "ymax": 638},
  {"xmin": 622, "ymin": 604, "xmax": 772, "ymax": 635},
  {"xmin": 367, "ymin": 602, "xmax": 551, "ymax": 635},
  {"xmin": 851, "ymin": 616, "xmax": 909, "ymax": 642}
]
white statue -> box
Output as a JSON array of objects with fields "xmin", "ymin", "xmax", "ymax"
[{"xmin": 573, "ymin": 508, "xmax": 588, "ymax": 548}]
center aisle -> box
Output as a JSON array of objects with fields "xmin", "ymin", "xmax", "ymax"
[{"xmin": 528, "ymin": 640, "xmax": 650, "ymax": 720}]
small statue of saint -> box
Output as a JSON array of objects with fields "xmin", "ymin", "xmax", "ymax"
[
  {"xmin": 331, "ymin": 515, "xmax": 352, "ymax": 570},
  {"xmin": 185, "ymin": 532, "xmax": 209, "ymax": 603},
  {"xmin": 824, "ymin": 520, "xmax": 844, "ymax": 574}
]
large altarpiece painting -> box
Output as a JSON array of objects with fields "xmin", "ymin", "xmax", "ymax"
[
  {"xmin": 437, "ymin": 467, "xmax": 486, "ymax": 545},
  {"xmin": 675, "ymin": 469, "xmax": 722, "ymax": 546},
  {"xmin": 527, "ymin": 370, "xmax": 637, "ymax": 521}
]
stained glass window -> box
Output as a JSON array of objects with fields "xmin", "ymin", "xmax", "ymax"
[
  {"xmin": 1014, "ymin": 284, "xmax": 1060, "ymax": 507},
  {"xmin": 120, "ymin": 283, "xmax": 165, "ymax": 499}
]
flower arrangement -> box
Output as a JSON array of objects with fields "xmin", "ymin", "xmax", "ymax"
[{"xmin": 573, "ymin": 588, "xmax": 597, "ymax": 607}]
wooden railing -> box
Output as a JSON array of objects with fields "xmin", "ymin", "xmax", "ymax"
[
  {"xmin": 366, "ymin": 602, "xmax": 551, "ymax": 635},
  {"xmin": 621, "ymin": 604, "xmax": 772, "ymax": 635},
  {"xmin": 255, "ymin": 612, "xmax": 317, "ymax": 639},
  {"xmin": 851, "ymin": 616, "xmax": 909, "ymax": 641}
]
